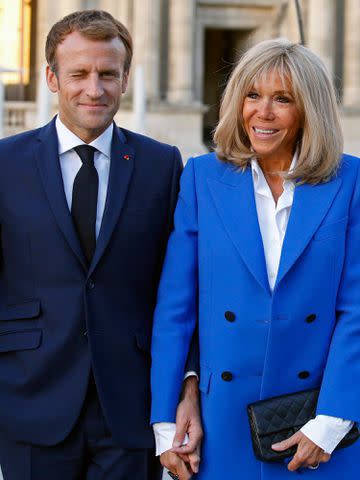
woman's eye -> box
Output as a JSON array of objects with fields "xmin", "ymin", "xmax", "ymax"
[
  {"xmin": 247, "ymin": 92, "xmax": 258, "ymax": 99},
  {"xmin": 276, "ymin": 95, "xmax": 290, "ymax": 103}
]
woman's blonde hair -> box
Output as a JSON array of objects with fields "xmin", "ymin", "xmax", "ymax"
[{"xmin": 213, "ymin": 38, "xmax": 343, "ymax": 184}]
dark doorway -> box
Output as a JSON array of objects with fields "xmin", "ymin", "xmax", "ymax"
[{"xmin": 203, "ymin": 28, "xmax": 252, "ymax": 150}]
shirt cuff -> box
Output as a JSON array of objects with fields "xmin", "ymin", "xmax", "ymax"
[
  {"xmin": 300, "ymin": 414, "xmax": 354, "ymax": 454},
  {"xmin": 184, "ymin": 370, "xmax": 199, "ymax": 381},
  {"xmin": 153, "ymin": 422, "xmax": 189, "ymax": 456}
]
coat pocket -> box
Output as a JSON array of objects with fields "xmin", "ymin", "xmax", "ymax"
[
  {"xmin": 0, "ymin": 328, "xmax": 42, "ymax": 353},
  {"xmin": 0, "ymin": 300, "xmax": 41, "ymax": 321}
]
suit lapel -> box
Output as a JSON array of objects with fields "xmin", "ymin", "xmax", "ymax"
[
  {"xmin": 275, "ymin": 176, "xmax": 342, "ymax": 288},
  {"xmin": 208, "ymin": 165, "xmax": 270, "ymax": 294},
  {"xmin": 88, "ymin": 126, "xmax": 134, "ymax": 276},
  {"xmin": 36, "ymin": 119, "xmax": 87, "ymax": 271}
]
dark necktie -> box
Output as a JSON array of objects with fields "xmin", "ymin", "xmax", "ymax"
[{"xmin": 71, "ymin": 145, "xmax": 98, "ymax": 264}]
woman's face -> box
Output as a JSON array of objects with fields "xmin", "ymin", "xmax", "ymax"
[{"xmin": 242, "ymin": 71, "xmax": 303, "ymax": 165}]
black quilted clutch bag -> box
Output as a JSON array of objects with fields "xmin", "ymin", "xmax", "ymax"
[{"xmin": 247, "ymin": 388, "xmax": 360, "ymax": 463}]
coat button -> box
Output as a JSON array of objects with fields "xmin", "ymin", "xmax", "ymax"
[
  {"xmin": 83, "ymin": 330, "xmax": 88, "ymax": 337},
  {"xmin": 305, "ymin": 314, "xmax": 317, "ymax": 323},
  {"xmin": 224, "ymin": 311, "xmax": 236, "ymax": 322},
  {"xmin": 221, "ymin": 371, "xmax": 233, "ymax": 382},
  {"xmin": 87, "ymin": 279, "xmax": 95, "ymax": 290},
  {"xmin": 298, "ymin": 371, "xmax": 310, "ymax": 379}
]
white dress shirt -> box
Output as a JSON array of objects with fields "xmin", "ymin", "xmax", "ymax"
[
  {"xmin": 56, "ymin": 116, "xmax": 113, "ymax": 237},
  {"xmin": 153, "ymin": 154, "xmax": 353, "ymax": 457}
]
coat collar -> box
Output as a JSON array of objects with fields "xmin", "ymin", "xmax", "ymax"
[
  {"xmin": 88, "ymin": 125, "xmax": 134, "ymax": 277},
  {"xmin": 208, "ymin": 165, "xmax": 270, "ymax": 294},
  {"xmin": 275, "ymin": 175, "xmax": 342, "ymax": 289},
  {"xmin": 36, "ymin": 118, "xmax": 134, "ymax": 275},
  {"xmin": 208, "ymin": 163, "xmax": 342, "ymax": 293}
]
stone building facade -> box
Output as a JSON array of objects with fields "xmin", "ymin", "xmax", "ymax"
[{"xmin": 1, "ymin": 0, "xmax": 360, "ymax": 159}]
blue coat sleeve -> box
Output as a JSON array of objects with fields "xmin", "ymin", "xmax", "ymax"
[
  {"xmin": 151, "ymin": 157, "xmax": 198, "ymax": 423},
  {"xmin": 317, "ymin": 160, "xmax": 360, "ymax": 422}
]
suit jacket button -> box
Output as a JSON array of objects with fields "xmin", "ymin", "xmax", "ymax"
[
  {"xmin": 225, "ymin": 311, "xmax": 236, "ymax": 322},
  {"xmin": 221, "ymin": 371, "xmax": 233, "ymax": 381},
  {"xmin": 305, "ymin": 314, "xmax": 316, "ymax": 323},
  {"xmin": 88, "ymin": 279, "xmax": 95, "ymax": 290},
  {"xmin": 298, "ymin": 371, "xmax": 310, "ymax": 379}
]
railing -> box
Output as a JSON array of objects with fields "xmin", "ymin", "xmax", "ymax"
[{"xmin": 3, "ymin": 101, "xmax": 37, "ymax": 137}]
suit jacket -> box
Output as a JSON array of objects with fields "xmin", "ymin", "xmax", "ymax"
[
  {"xmin": 151, "ymin": 152, "xmax": 360, "ymax": 479},
  {"xmin": 0, "ymin": 117, "xmax": 185, "ymax": 448}
]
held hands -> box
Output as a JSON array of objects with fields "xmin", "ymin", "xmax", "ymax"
[
  {"xmin": 160, "ymin": 451, "xmax": 193, "ymax": 480},
  {"xmin": 160, "ymin": 377, "xmax": 203, "ymax": 480},
  {"xmin": 272, "ymin": 431, "xmax": 331, "ymax": 471}
]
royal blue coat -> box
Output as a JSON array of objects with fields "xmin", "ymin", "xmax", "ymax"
[{"xmin": 151, "ymin": 152, "xmax": 360, "ymax": 478}]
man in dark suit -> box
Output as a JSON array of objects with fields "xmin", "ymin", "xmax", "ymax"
[{"xmin": 0, "ymin": 9, "xmax": 199, "ymax": 480}]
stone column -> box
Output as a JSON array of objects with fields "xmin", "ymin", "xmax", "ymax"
[
  {"xmin": 132, "ymin": 0, "xmax": 161, "ymax": 102},
  {"xmin": 307, "ymin": 0, "xmax": 336, "ymax": 76},
  {"xmin": 343, "ymin": 0, "xmax": 360, "ymax": 108},
  {"xmin": 167, "ymin": 0, "xmax": 195, "ymax": 104},
  {"xmin": 36, "ymin": 0, "xmax": 83, "ymax": 75},
  {"xmin": 99, "ymin": 0, "xmax": 133, "ymax": 31},
  {"xmin": 36, "ymin": 0, "xmax": 83, "ymax": 110}
]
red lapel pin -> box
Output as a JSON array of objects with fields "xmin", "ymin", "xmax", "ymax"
[{"xmin": 123, "ymin": 154, "xmax": 130, "ymax": 161}]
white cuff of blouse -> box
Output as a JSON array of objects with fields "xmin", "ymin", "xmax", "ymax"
[
  {"xmin": 300, "ymin": 415, "xmax": 354, "ymax": 454},
  {"xmin": 153, "ymin": 371, "xmax": 198, "ymax": 456},
  {"xmin": 153, "ymin": 422, "xmax": 181, "ymax": 456}
]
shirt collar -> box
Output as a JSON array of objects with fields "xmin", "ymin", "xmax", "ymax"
[
  {"xmin": 55, "ymin": 115, "xmax": 113, "ymax": 158},
  {"xmin": 251, "ymin": 150, "xmax": 298, "ymax": 196}
]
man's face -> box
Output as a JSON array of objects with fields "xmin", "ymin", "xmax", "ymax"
[{"xmin": 46, "ymin": 31, "xmax": 128, "ymax": 143}]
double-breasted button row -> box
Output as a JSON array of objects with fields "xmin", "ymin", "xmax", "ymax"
[
  {"xmin": 225, "ymin": 311, "xmax": 317, "ymax": 324},
  {"xmin": 221, "ymin": 370, "xmax": 311, "ymax": 381}
]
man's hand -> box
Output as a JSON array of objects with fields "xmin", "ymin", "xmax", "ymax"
[
  {"xmin": 272, "ymin": 431, "xmax": 331, "ymax": 471},
  {"xmin": 160, "ymin": 450, "xmax": 192, "ymax": 480},
  {"xmin": 170, "ymin": 376, "xmax": 203, "ymax": 474}
]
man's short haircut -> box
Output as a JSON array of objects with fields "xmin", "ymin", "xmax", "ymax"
[{"xmin": 45, "ymin": 9, "xmax": 133, "ymax": 74}]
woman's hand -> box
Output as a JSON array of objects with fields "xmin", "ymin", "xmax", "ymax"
[
  {"xmin": 160, "ymin": 450, "xmax": 193, "ymax": 480},
  {"xmin": 170, "ymin": 376, "xmax": 203, "ymax": 474},
  {"xmin": 272, "ymin": 431, "xmax": 331, "ymax": 471}
]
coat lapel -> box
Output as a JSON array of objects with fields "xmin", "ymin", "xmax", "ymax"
[
  {"xmin": 36, "ymin": 119, "xmax": 88, "ymax": 271},
  {"xmin": 208, "ymin": 165, "xmax": 270, "ymax": 294},
  {"xmin": 88, "ymin": 126, "xmax": 134, "ymax": 276},
  {"xmin": 275, "ymin": 176, "xmax": 342, "ymax": 288}
]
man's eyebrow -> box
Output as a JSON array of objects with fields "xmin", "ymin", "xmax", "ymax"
[
  {"xmin": 100, "ymin": 68, "xmax": 119, "ymax": 74},
  {"xmin": 68, "ymin": 68, "xmax": 88, "ymax": 73}
]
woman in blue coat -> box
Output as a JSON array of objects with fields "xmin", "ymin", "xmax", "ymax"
[{"xmin": 151, "ymin": 38, "xmax": 360, "ymax": 479}]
